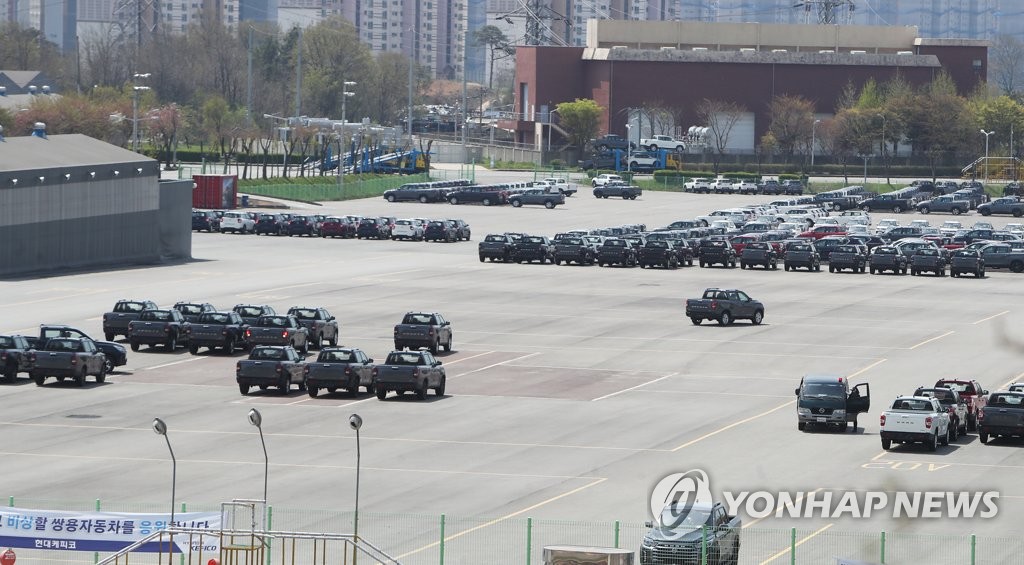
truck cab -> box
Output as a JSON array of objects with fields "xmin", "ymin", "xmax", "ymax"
[
  {"xmin": 795, "ymin": 375, "xmax": 870, "ymax": 432},
  {"xmin": 640, "ymin": 502, "xmax": 740, "ymax": 565}
]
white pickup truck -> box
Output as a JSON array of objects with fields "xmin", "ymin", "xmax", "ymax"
[
  {"xmin": 880, "ymin": 396, "xmax": 951, "ymax": 452},
  {"xmin": 539, "ymin": 177, "xmax": 577, "ymax": 197},
  {"xmin": 639, "ymin": 134, "xmax": 686, "ymax": 152}
]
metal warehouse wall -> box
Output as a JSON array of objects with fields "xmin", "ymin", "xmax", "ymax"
[{"xmin": 158, "ymin": 179, "xmax": 193, "ymax": 261}]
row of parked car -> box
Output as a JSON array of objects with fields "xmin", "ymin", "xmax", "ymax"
[
  {"xmin": 193, "ymin": 209, "xmax": 472, "ymax": 242},
  {"xmin": 382, "ymin": 178, "xmax": 576, "ymax": 209}
]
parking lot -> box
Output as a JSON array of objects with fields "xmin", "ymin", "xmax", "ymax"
[{"xmin": 3, "ymin": 186, "xmax": 1024, "ymax": 562}]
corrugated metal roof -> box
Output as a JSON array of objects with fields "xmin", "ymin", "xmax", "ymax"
[
  {"xmin": 0, "ymin": 134, "xmax": 155, "ymax": 171},
  {"xmin": 584, "ymin": 48, "xmax": 942, "ymax": 68}
]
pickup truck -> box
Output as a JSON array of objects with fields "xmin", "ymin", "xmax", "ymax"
[
  {"xmin": 173, "ymin": 302, "xmax": 216, "ymax": 323},
  {"xmin": 553, "ymin": 236, "xmax": 597, "ymax": 266},
  {"xmin": 638, "ymin": 240, "xmax": 680, "ymax": 269},
  {"xmin": 978, "ymin": 196, "xmax": 1024, "ymax": 217},
  {"xmin": 860, "ymin": 193, "xmax": 913, "ymax": 213},
  {"xmin": 382, "ymin": 185, "xmax": 451, "ymax": 203},
  {"xmin": 978, "ymin": 392, "xmax": 1024, "ymax": 444},
  {"xmin": 913, "ymin": 386, "xmax": 969, "ymax": 440},
  {"xmin": 233, "ymin": 304, "xmax": 277, "ymax": 326},
  {"xmin": 509, "ymin": 188, "xmax": 564, "ymax": 209},
  {"xmin": 127, "ymin": 309, "xmax": 190, "ymax": 351},
  {"xmin": 697, "ymin": 240, "xmax": 737, "ymax": 268},
  {"xmin": 934, "ymin": 379, "xmax": 988, "ymax": 431},
  {"xmin": 394, "ymin": 312, "xmax": 452, "ymax": 354},
  {"xmin": 795, "ymin": 375, "xmax": 870, "ymax": 431},
  {"xmin": 540, "ymin": 177, "xmax": 577, "ymax": 197},
  {"xmin": 686, "ymin": 288, "xmax": 764, "ymax": 326},
  {"xmin": 0, "ymin": 334, "xmax": 34, "ymax": 382},
  {"xmin": 102, "ymin": 299, "xmax": 158, "ymax": 341},
  {"xmin": 917, "ymin": 195, "xmax": 971, "ymax": 215},
  {"xmin": 29, "ymin": 337, "xmax": 107, "ymax": 387},
  {"xmin": 757, "ymin": 179, "xmax": 783, "ymax": 194},
  {"xmin": 978, "ymin": 243, "xmax": 1024, "ymax": 272},
  {"xmin": 287, "ymin": 306, "xmax": 339, "ymax": 349},
  {"xmin": 596, "ymin": 238, "xmax": 638, "ymax": 267},
  {"xmin": 909, "ymin": 247, "xmax": 948, "ymax": 276},
  {"xmin": 479, "ymin": 234, "xmax": 515, "ymax": 262},
  {"xmin": 513, "ymin": 235, "xmax": 555, "ymax": 264},
  {"xmin": 374, "ymin": 349, "xmax": 446, "ymax": 400},
  {"xmin": 949, "ymin": 248, "xmax": 985, "ymax": 277},
  {"xmin": 28, "ymin": 325, "xmax": 127, "ymax": 374},
  {"xmin": 640, "ymin": 134, "xmax": 686, "ymax": 152},
  {"xmin": 783, "ymin": 242, "xmax": 821, "ymax": 271},
  {"xmin": 593, "ymin": 183, "xmax": 642, "ymax": 200},
  {"xmin": 868, "ymin": 246, "xmax": 908, "ymax": 275},
  {"xmin": 591, "ymin": 134, "xmax": 633, "ymax": 152},
  {"xmin": 739, "ymin": 242, "xmax": 778, "ymax": 270},
  {"xmin": 304, "ymin": 347, "xmax": 376, "ymax": 397},
  {"xmin": 245, "ymin": 315, "xmax": 309, "ymax": 353},
  {"xmin": 236, "ymin": 345, "xmax": 307, "ymax": 395},
  {"xmin": 186, "ymin": 311, "xmax": 248, "ymax": 354},
  {"xmin": 828, "ymin": 244, "xmax": 868, "ymax": 273},
  {"xmin": 640, "ymin": 501, "xmax": 740, "ymax": 565},
  {"xmin": 880, "ymin": 396, "xmax": 951, "ymax": 451}
]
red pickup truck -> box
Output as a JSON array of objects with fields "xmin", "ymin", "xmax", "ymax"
[{"xmin": 935, "ymin": 379, "xmax": 988, "ymax": 431}]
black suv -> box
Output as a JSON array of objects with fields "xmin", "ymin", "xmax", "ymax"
[
  {"xmin": 697, "ymin": 239, "xmax": 737, "ymax": 268},
  {"xmin": 287, "ymin": 215, "xmax": 317, "ymax": 236},
  {"xmin": 255, "ymin": 213, "xmax": 286, "ymax": 235},
  {"xmin": 424, "ymin": 220, "xmax": 456, "ymax": 242},
  {"xmin": 192, "ymin": 211, "xmax": 220, "ymax": 232},
  {"xmin": 356, "ymin": 218, "xmax": 391, "ymax": 239},
  {"xmin": 446, "ymin": 219, "xmax": 471, "ymax": 240}
]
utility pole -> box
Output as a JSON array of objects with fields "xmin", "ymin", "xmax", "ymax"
[
  {"xmin": 246, "ymin": 26, "xmax": 254, "ymax": 125},
  {"xmin": 294, "ymin": 28, "xmax": 303, "ymax": 119},
  {"xmin": 461, "ymin": 23, "xmax": 468, "ymax": 163},
  {"xmin": 407, "ymin": 54, "xmax": 413, "ymax": 143}
]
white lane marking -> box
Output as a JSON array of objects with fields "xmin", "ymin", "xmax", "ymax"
[
  {"xmin": 847, "ymin": 358, "xmax": 887, "ymax": 380},
  {"xmin": 239, "ymin": 282, "xmax": 324, "ymax": 294},
  {"xmin": 908, "ymin": 331, "xmax": 955, "ymax": 350},
  {"xmin": 973, "ymin": 310, "xmax": 1010, "ymax": 324},
  {"xmin": 636, "ymin": 390, "xmax": 794, "ymax": 399},
  {"xmin": 437, "ymin": 351, "xmax": 495, "ymax": 365},
  {"xmin": 591, "ymin": 372, "xmax": 677, "ymax": 402},
  {"xmin": 671, "ymin": 401, "xmax": 795, "ymax": 452},
  {"xmin": 144, "ymin": 356, "xmax": 207, "ymax": 370},
  {"xmin": 455, "ymin": 329, "xmax": 894, "ymax": 350},
  {"xmin": 758, "ymin": 524, "xmax": 834, "ymax": 565},
  {"xmin": 450, "ymin": 352, "xmax": 541, "ymax": 379}
]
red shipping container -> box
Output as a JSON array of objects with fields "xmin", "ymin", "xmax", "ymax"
[{"xmin": 192, "ymin": 174, "xmax": 238, "ymax": 209}]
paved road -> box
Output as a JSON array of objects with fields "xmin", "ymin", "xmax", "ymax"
[{"xmin": 2, "ymin": 187, "xmax": 1022, "ymax": 563}]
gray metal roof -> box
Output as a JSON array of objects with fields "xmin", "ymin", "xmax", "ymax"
[
  {"xmin": 585, "ymin": 48, "xmax": 941, "ymax": 68},
  {"xmin": 0, "ymin": 133, "xmax": 155, "ymax": 171}
]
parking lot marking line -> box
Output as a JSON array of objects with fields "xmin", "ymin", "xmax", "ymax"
[
  {"xmin": 846, "ymin": 358, "xmax": 887, "ymax": 380},
  {"xmin": 464, "ymin": 342, "xmax": 874, "ymax": 360},
  {"xmin": 481, "ymin": 363, "xmax": 666, "ymax": 374},
  {"xmin": 870, "ymin": 451, "xmax": 888, "ymax": 462},
  {"xmin": 451, "ymin": 352, "xmax": 541, "ymax": 379},
  {"xmin": 743, "ymin": 488, "xmax": 824, "ymax": 529},
  {"xmin": 393, "ymin": 477, "xmax": 607, "ymax": 561},
  {"xmin": 436, "ymin": 351, "xmax": 495, "ymax": 366},
  {"xmin": 457, "ymin": 329, "xmax": 894, "ymax": 350},
  {"xmin": 907, "ymin": 331, "xmax": 955, "ymax": 350},
  {"xmin": 757, "ymin": 523, "xmax": 833, "ymax": 565},
  {"xmin": 973, "ymin": 310, "xmax": 1010, "ymax": 325},
  {"xmin": 1001, "ymin": 371, "xmax": 1024, "ymax": 389},
  {"xmin": 671, "ymin": 401, "xmax": 795, "ymax": 452},
  {"xmin": 865, "ymin": 458, "xmax": 1024, "ymax": 471},
  {"xmin": 85, "ymin": 316, "xmax": 102, "ymax": 322},
  {"xmin": 637, "ymin": 390, "xmax": 793, "ymax": 399},
  {"xmin": 238, "ymin": 282, "xmax": 324, "ymax": 295},
  {"xmin": 334, "ymin": 396, "xmax": 377, "ymax": 408},
  {"xmin": 591, "ymin": 372, "xmax": 677, "ymax": 401},
  {"xmin": 144, "ymin": 356, "xmax": 207, "ymax": 370}
]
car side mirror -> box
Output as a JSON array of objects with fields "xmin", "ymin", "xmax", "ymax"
[
  {"xmin": 644, "ymin": 521, "xmax": 653, "ymax": 528},
  {"xmin": 368, "ymin": 358, "xmax": 374, "ymax": 363},
  {"xmin": 443, "ymin": 321, "xmax": 450, "ymax": 326},
  {"xmin": 982, "ymin": 390, "xmax": 989, "ymax": 395},
  {"xmin": 794, "ymin": 388, "xmax": 800, "ymax": 396},
  {"xmin": 433, "ymin": 361, "xmax": 442, "ymax": 366}
]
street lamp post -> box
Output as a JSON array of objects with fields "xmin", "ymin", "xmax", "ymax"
[
  {"xmin": 339, "ymin": 81, "xmax": 357, "ymax": 190},
  {"xmin": 152, "ymin": 418, "xmax": 176, "ymax": 529},
  {"xmin": 981, "ymin": 129, "xmax": 994, "ymax": 182},
  {"xmin": 248, "ymin": 409, "xmax": 268, "ymax": 504},
  {"xmin": 348, "ymin": 414, "xmax": 363, "ymax": 564},
  {"xmin": 625, "ymin": 124, "xmax": 632, "ymax": 174},
  {"xmin": 547, "ymin": 108, "xmax": 559, "ymax": 153},
  {"xmin": 877, "ymin": 113, "xmax": 888, "ymax": 184},
  {"xmin": 810, "ymin": 119, "xmax": 820, "ymax": 170},
  {"xmin": 263, "ymin": 114, "xmax": 290, "ymax": 176},
  {"xmin": 131, "ymin": 86, "xmax": 150, "ymax": 153}
]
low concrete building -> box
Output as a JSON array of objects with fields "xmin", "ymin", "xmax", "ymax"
[{"xmin": 0, "ymin": 133, "xmax": 191, "ymax": 278}]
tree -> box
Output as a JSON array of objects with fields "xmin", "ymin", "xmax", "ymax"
[
  {"xmin": 971, "ymin": 95, "xmax": 1024, "ymax": 152},
  {"xmin": 302, "ymin": 18, "xmax": 375, "ymax": 120},
  {"xmin": 695, "ymin": 99, "xmax": 746, "ymax": 174},
  {"xmin": 766, "ymin": 95, "xmax": 815, "ymax": 156},
  {"xmin": 474, "ymin": 25, "xmax": 512, "ymax": 90},
  {"xmin": 990, "ymin": 34, "xmax": 1024, "ymax": 99},
  {"xmin": 149, "ymin": 103, "xmax": 184, "ymax": 170},
  {"xmin": 555, "ymin": 99, "xmax": 602, "ymax": 149},
  {"xmin": 904, "ymin": 73, "xmax": 976, "ymax": 179}
]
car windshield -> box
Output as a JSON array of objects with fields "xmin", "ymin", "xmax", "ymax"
[
  {"xmin": 252, "ymin": 348, "xmax": 284, "ymax": 360},
  {"xmin": 802, "ymin": 383, "xmax": 846, "ymax": 399},
  {"xmin": 916, "ymin": 249, "xmax": 938, "ymax": 256},
  {"xmin": 989, "ymin": 394, "xmax": 1024, "ymax": 406},
  {"xmin": 654, "ymin": 507, "xmax": 712, "ymax": 533},
  {"xmin": 176, "ymin": 304, "xmax": 204, "ymax": 314},
  {"xmin": 396, "ymin": 220, "xmax": 412, "ymax": 226},
  {"xmin": 937, "ymin": 382, "xmax": 971, "ymax": 393},
  {"xmin": 892, "ymin": 399, "xmax": 935, "ymax": 411},
  {"xmin": 790, "ymin": 244, "xmax": 811, "ymax": 252},
  {"xmin": 605, "ymin": 240, "xmax": 625, "ymax": 247},
  {"xmin": 115, "ymin": 302, "xmax": 147, "ymax": 313},
  {"xmin": 322, "ymin": 350, "xmax": 357, "ymax": 362},
  {"xmin": 562, "ymin": 238, "xmax": 582, "ymax": 245},
  {"xmin": 199, "ymin": 313, "xmax": 231, "ymax": 324},
  {"xmin": 525, "ymin": 237, "xmax": 544, "ymax": 244},
  {"xmin": 141, "ymin": 310, "xmax": 172, "ymax": 321},
  {"xmin": 259, "ymin": 316, "xmax": 290, "ymax": 327},
  {"xmin": 0, "ymin": 336, "xmax": 14, "ymax": 348},
  {"xmin": 290, "ymin": 309, "xmax": 317, "ymax": 319},
  {"xmin": 386, "ymin": 352, "xmax": 424, "ymax": 365},
  {"xmin": 259, "ymin": 214, "xmax": 276, "ymax": 220},
  {"xmin": 875, "ymin": 248, "xmax": 896, "ymax": 255},
  {"xmin": 237, "ymin": 307, "xmax": 264, "ymax": 317},
  {"xmin": 485, "ymin": 235, "xmax": 506, "ymax": 242},
  {"xmin": 402, "ymin": 313, "xmax": 435, "ymax": 325},
  {"xmin": 954, "ymin": 250, "xmax": 977, "ymax": 257}
]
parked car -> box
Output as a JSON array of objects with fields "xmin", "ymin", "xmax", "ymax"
[
  {"xmin": 245, "ymin": 315, "xmax": 310, "ymax": 354},
  {"xmin": 880, "ymin": 396, "xmax": 951, "ymax": 451},
  {"xmin": 637, "ymin": 240, "xmax": 680, "ymax": 269},
  {"xmin": 869, "ymin": 246, "xmax": 908, "ymax": 275},
  {"xmin": 374, "ymin": 349, "xmax": 446, "ymax": 400},
  {"xmin": 236, "ymin": 345, "xmax": 307, "ymax": 395},
  {"xmin": 978, "ymin": 392, "xmax": 1024, "ymax": 444},
  {"xmin": 304, "ymin": 347, "xmax": 376, "ymax": 397},
  {"xmin": 783, "ymin": 242, "xmax": 821, "ymax": 271},
  {"xmin": 917, "ymin": 195, "xmax": 972, "ymax": 215},
  {"xmin": 446, "ymin": 219, "xmax": 472, "ymax": 240},
  {"xmin": 978, "ymin": 196, "xmax": 1024, "ymax": 217},
  {"xmin": 220, "ymin": 211, "xmax": 256, "ymax": 233},
  {"xmin": 254, "ymin": 213, "xmax": 287, "ymax": 235},
  {"xmin": 639, "ymin": 501, "xmax": 740, "ymax": 565},
  {"xmin": 102, "ymin": 299, "xmax": 158, "ymax": 341},
  {"xmin": 509, "ymin": 188, "xmax": 565, "ymax": 209},
  {"xmin": 910, "ymin": 247, "xmax": 948, "ymax": 276},
  {"xmin": 29, "ymin": 337, "xmax": 108, "ymax": 387},
  {"xmin": 173, "ymin": 301, "xmax": 216, "ymax": 323},
  {"xmin": 934, "ymin": 379, "xmax": 988, "ymax": 431},
  {"xmin": 596, "ymin": 238, "xmax": 638, "ymax": 267},
  {"xmin": 320, "ymin": 216, "xmax": 357, "ymax": 238},
  {"xmin": 186, "ymin": 311, "xmax": 248, "ymax": 355},
  {"xmin": 592, "ymin": 173, "xmax": 624, "ymax": 187},
  {"xmin": 950, "ymin": 248, "xmax": 986, "ymax": 277},
  {"xmin": 127, "ymin": 309, "xmax": 190, "ymax": 351},
  {"xmin": 479, "ymin": 234, "xmax": 515, "ymax": 262},
  {"xmin": 0, "ymin": 334, "xmax": 35, "ymax": 382},
  {"xmin": 913, "ymin": 387, "xmax": 969, "ymax": 440},
  {"xmin": 795, "ymin": 375, "xmax": 871, "ymax": 431},
  {"xmin": 553, "ymin": 236, "xmax": 597, "ymax": 266},
  {"xmin": 356, "ymin": 217, "xmax": 391, "ymax": 239},
  {"xmin": 591, "ymin": 134, "xmax": 633, "ymax": 152},
  {"xmin": 391, "ymin": 219, "xmax": 426, "ymax": 241},
  {"xmin": 686, "ymin": 288, "xmax": 764, "ymax": 326},
  {"xmin": 394, "ymin": 312, "xmax": 453, "ymax": 354},
  {"xmin": 192, "ymin": 210, "xmax": 221, "ymax": 232},
  {"xmin": 513, "ymin": 235, "xmax": 555, "ymax": 264},
  {"xmin": 287, "ymin": 306, "xmax": 338, "ymax": 349},
  {"xmin": 739, "ymin": 241, "xmax": 779, "ymax": 270},
  {"xmin": 233, "ymin": 304, "xmax": 276, "ymax": 326},
  {"xmin": 828, "ymin": 244, "xmax": 868, "ymax": 273},
  {"xmin": 593, "ymin": 183, "xmax": 642, "ymax": 200}
]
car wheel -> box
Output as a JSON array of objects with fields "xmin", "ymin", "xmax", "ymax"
[
  {"xmin": 308, "ymin": 386, "xmax": 319, "ymax": 398},
  {"xmin": 104, "ymin": 357, "xmax": 115, "ymax": 374},
  {"xmin": 979, "ymin": 431, "xmax": 988, "ymax": 444},
  {"xmin": 752, "ymin": 310, "xmax": 764, "ymax": 325},
  {"xmin": 718, "ymin": 311, "xmax": 732, "ymax": 326},
  {"xmin": 443, "ymin": 335, "xmax": 452, "ymax": 352},
  {"xmin": 189, "ymin": 343, "xmax": 199, "ymax": 355},
  {"xmin": 376, "ymin": 388, "xmax": 388, "ymax": 400},
  {"xmin": 978, "ymin": 269, "xmax": 985, "ymax": 278},
  {"xmin": 862, "ymin": 205, "xmax": 872, "ymax": 212},
  {"xmin": 544, "ymin": 200, "xmax": 556, "ymax": 209},
  {"xmin": 829, "ymin": 265, "xmax": 835, "ymax": 273},
  {"xmin": 416, "ymin": 380, "xmax": 428, "ymax": 400},
  {"xmin": 928, "ymin": 431, "xmax": 938, "ymax": 452},
  {"xmin": 1015, "ymin": 209, "xmax": 1023, "ymax": 218},
  {"xmin": 74, "ymin": 370, "xmax": 85, "ymax": 387},
  {"xmin": 952, "ymin": 207, "xmax": 962, "ymax": 215},
  {"xmin": 967, "ymin": 413, "xmax": 977, "ymax": 432},
  {"xmin": 1011, "ymin": 260, "xmax": 1024, "ymax": 273},
  {"xmin": 165, "ymin": 335, "xmax": 177, "ymax": 351},
  {"xmin": 278, "ymin": 378, "xmax": 289, "ymax": 394},
  {"xmin": 130, "ymin": 341, "xmax": 140, "ymax": 352},
  {"xmin": 33, "ymin": 374, "xmax": 45, "ymax": 386},
  {"xmin": 798, "ymin": 422, "xmax": 806, "ymax": 431},
  {"xmin": 511, "ymin": 200, "xmax": 522, "ymax": 207},
  {"xmin": 238, "ymin": 383, "xmax": 250, "ymax": 395},
  {"xmin": 690, "ymin": 318, "xmax": 702, "ymax": 326},
  {"xmin": 881, "ymin": 438, "xmax": 892, "ymax": 450},
  {"xmin": 419, "ymin": 195, "xmax": 429, "ymax": 203},
  {"xmin": 920, "ymin": 207, "xmax": 929, "ymax": 214},
  {"xmin": 942, "ymin": 426, "xmax": 951, "ymax": 446},
  {"xmin": 784, "ymin": 264, "xmax": 790, "ymax": 271},
  {"xmin": 105, "ymin": 332, "xmax": 115, "ymax": 342},
  {"xmin": 95, "ymin": 364, "xmax": 107, "ymax": 384},
  {"xmin": 449, "ymin": 197, "xmax": 459, "ymax": 205},
  {"xmin": 435, "ymin": 376, "xmax": 446, "ymax": 396},
  {"xmin": 482, "ymin": 198, "xmax": 492, "ymax": 206}
]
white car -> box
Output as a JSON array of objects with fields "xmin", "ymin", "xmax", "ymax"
[
  {"xmin": 592, "ymin": 174, "xmax": 623, "ymax": 188},
  {"xmin": 815, "ymin": 217, "xmax": 841, "ymax": 227},
  {"xmin": 940, "ymin": 220, "xmax": 963, "ymax": 235},
  {"xmin": 880, "ymin": 396, "xmax": 951, "ymax": 451},
  {"xmin": 541, "ymin": 177, "xmax": 576, "ymax": 196},
  {"xmin": 685, "ymin": 178, "xmax": 713, "ymax": 192},
  {"xmin": 973, "ymin": 221, "xmax": 994, "ymax": 230},
  {"xmin": 776, "ymin": 222, "xmax": 806, "ymax": 235},
  {"xmin": 874, "ymin": 219, "xmax": 901, "ymax": 235},
  {"xmin": 640, "ymin": 134, "xmax": 686, "ymax": 152},
  {"xmin": 392, "ymin": 219, "xmax": 426, "ymax": 241},
  {"xmin": 836, "ymin": 210, "xmax": 871, "ymax": 226},
  {"xmin": 1005, "ymin": 223, "xmax": 1024, "ymax": 235},
  {"xmin": 909, "ymin": 219, "xmax": 931, "ymax": 229},
  {"xmin": 846, "ymin": 224, "xmax": 869, "ymax": 235},
  {"xmin": 219, "ymin": 211, "xmax": 255, "ymax": 234}
]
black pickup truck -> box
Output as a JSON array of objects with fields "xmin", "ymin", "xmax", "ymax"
[
  {"xmin": 828, "ymin": 245, "xmax": 868, "ymax": 273},
  {"xmin": 638, "ymin": 240, "xmax": 680, "ymax": 269},
  {"xmin": 186, "ymin": 311, "xmax": 248, "ymax": 354},
  {"xmin": 868, "ymin": 246, "xmax": 908, "ymax": 275},
  {"xmin": 128, "ymin": 309, "xmax": 190, "ymax": 351},
  {"xmin": 236, "ymin": 345, "xmax": 307, "ymax": 395},
  {"xmin": 479, "ymin": 234, "xmax": 515, "ymax": 262},
  {"xmin": 910, "ymin": 247, "xmax": 948, "ymax": 276},
  {"xmin": 979, "ymin": 392, "xmax": 1024, "ymax": 443},
  {"xmin": 28, "ymin": 325, "xmax": 127, "ymax": 373},
  {"xmin": 0, "ymin": 334, "xmax": 34, "ymax": 382},
  {"xmin": 374, "ymin": 349, "xmax": 446, "ymax": 400},
  {"xmin": 30, "ymin": 337, "xmax": 108, "ymax": 386},
  {"xmin": 245, "ymin": 315, "xmax": 310, "ymax": 353},
  {"xmin": 597, "ymin": 238, "xmax": 637, "ymax": 267},
  {"xmin": 783, "ymin": 242, "xmax": 820, "ymax": 271},
  {"xmin": 394, "ymin": 312, "xmax": 453, "ymax": 354},
  {"xmin": 593, "ymin": 183, "xmax": 642, "ymax": 200},
  {"xmin": 553, "ymin": 237, "xmax": 597, "ymax": 265},
  {"xmin": 640, "ymin": 501, "xmax": 741, "ymax": 565},
  {"xmin": 686, "ymin": 288, "xmax": 764, "ymax": 326},
  {"xmin": 513, "ymin": 235, "xmax": 555, "ymax": 264},
  {"xmin": 173, "ymin": 302, "xmax": 216, "ymax": 323},
  {"xmin": 697, "ymin": 240, "xmax": 737, "ymax": 268},
  {"xmin": 304, "ymin": 347, "xmax": 376, "ymax": 397},
  {"xmin": 287, "ymin": 306, "xmax": 339, "ymax": 349},
  {"xmin": 739, "ymin": 241, "xmax": 778, "ymax": 270},
  {"xmin": 950, "ymin": 248, "xmax": 985, "ymax": 278},
  {"xmin": 860, "ymin": 193, "xmax": 913, "ymax": 213},
  {"xmin": 102, "ymin": 299, "xmax": 158, "ymax": 341},
  {"xmin": 233, "ymin": 304, "xmax": 277, "ymax": 326}
]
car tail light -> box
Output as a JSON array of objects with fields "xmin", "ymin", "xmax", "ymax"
[
  {"xmin": 245, "ymin": 329, "xmax": 252, "ymax": 337},
  {"xmin": 164, "ymin": 323, "xmax": 171, "ymax": 333},
  {"xmin": 413, "ymin": 368, "xmax": 419, "ymax": 377},
  {"xmin": 103, "ymin": 314, "xmax": 109, "ymax": 321},
  {"xmin": 282, "ymin": 331, "xmax": 289, "ymax": 338},
  {"xmin": 925, "ymin": 417, "xmax": 933, "ymax": 429},
  {"xmin": 428, "ymin": 328, "xmax": 435, "ymax": 336},
  {"xmin": 70, "ymin": 354, "xmax": 78, "ymax": 366},
  {"xmin": 372, "ymin": 368, "xmax": 378, "ymax": 377},
  {"xmin": 978, "ymin": 409, "xmax": 985, "ymax": 421},
  {"xmin": 236, "ymin": 364, "xmax": 241, "ymax": 375},
  {"xmin": 344, "ymin": 367, "xmax": 352, "ymax": 375},
  {"xmin": 879, "ymin": 414, "xmax": 886, "ymax": 426},
  {"xmin": 710, "ymin": 300, "xmax": 718, "ymax": 310},
  {"xmin": 303, "ymin": 366, "xmax": 310, "ymax": 374},
  {"xmin": 128, "ymin": 322, "xmax": 134, "ymax": 331},
  {"xmin": 276, "ymin": 363, "xmax": 283, "ymax": 373}
]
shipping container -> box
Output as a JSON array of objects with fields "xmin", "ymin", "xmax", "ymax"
[{"xmin": 192, "ymin": 174, "xmax": 238, "ymax": 209}]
